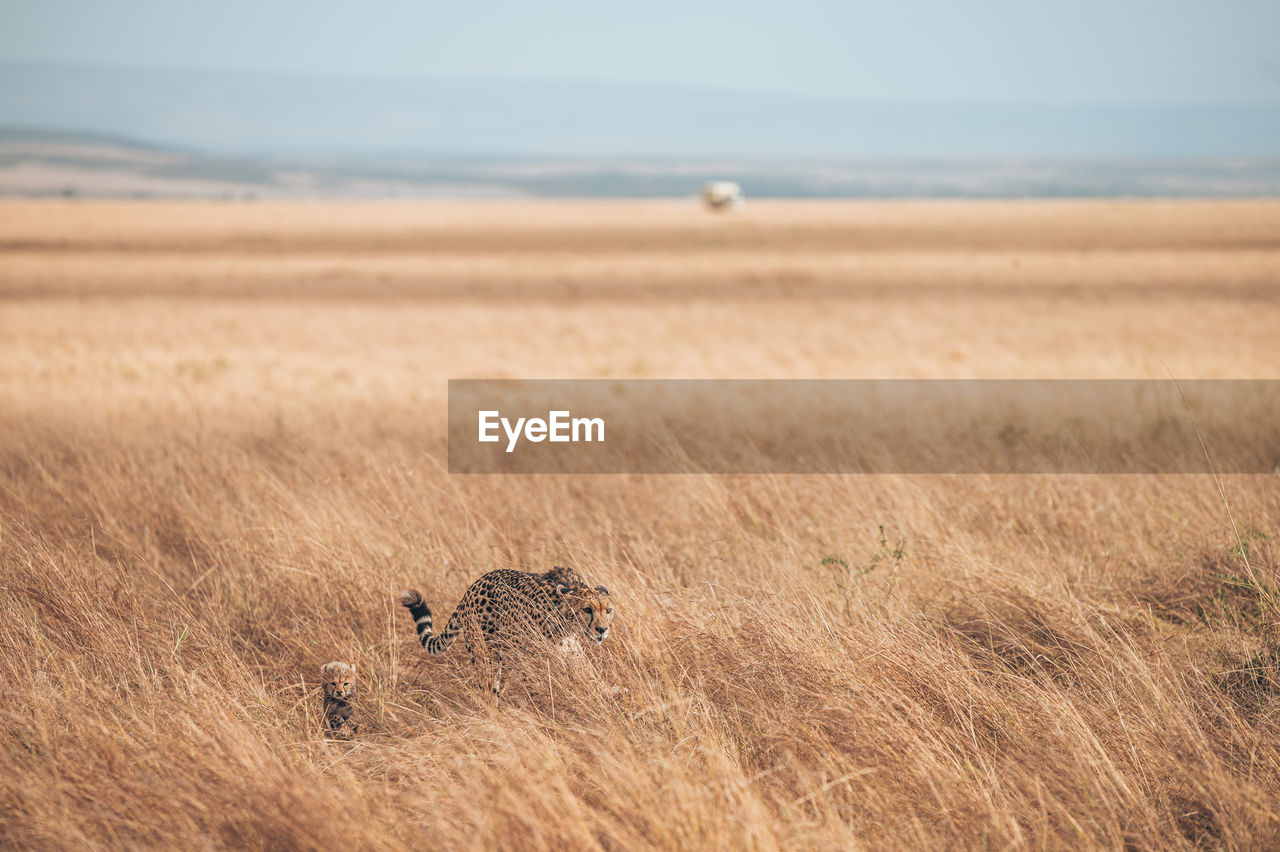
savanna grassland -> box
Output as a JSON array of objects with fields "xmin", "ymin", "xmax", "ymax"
[{"xmin": 2, "ymin": 199, "xmax": 1280, "ymax": 850}]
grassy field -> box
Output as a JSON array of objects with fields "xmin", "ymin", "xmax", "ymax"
[{"xmin": 2, "ymin": 199, "xmax": 1279, "ymax": 849}]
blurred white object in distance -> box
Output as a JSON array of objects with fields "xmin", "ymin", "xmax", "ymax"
[{"xmin": 701, "ymin": 181, "xmax": 744, "ymax": 211}]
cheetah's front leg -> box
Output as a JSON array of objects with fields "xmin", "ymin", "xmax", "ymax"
[{"xmin": 488, "ymin": 643, "xmax": 504, "ymax": 695}]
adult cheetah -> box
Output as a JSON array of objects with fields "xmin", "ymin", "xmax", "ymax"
[{"xmin": 400, "ymin": 566, "xmax": 613, "ymax": 694}]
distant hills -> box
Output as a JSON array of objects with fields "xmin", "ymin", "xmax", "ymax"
[
  {"xmin": 2, "ymin": 62, "xmax": 1279, "ymax": 198},
  {"xmin": 3, "ymin": 62, "xmax": 1279, "ymax": 159}
]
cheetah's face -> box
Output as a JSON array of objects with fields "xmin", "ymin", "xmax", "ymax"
[
  {"xmin": 320, "ymin": 662, "xmax": 356, "ymax": 701},
  {"xmin": 559, "ymin": 585, "xmax": 614, "ymax": 643}
]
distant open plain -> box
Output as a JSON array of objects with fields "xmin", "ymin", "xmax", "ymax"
[{"xmin": 2, "ymin": 200, "xmax": 1279, "ymax": 849}]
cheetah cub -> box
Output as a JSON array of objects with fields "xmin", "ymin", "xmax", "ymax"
[{"xmin": 319, "ymin": 661, "xmax": 359, "ymax": 738}]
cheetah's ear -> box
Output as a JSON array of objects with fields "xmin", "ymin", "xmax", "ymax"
[{"xmin": 596, "ymin": 584, "xmax": 610, "ymax": 596}]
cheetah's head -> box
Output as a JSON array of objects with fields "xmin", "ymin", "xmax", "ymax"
[
  {"xmin": 557, "ymin": 583, "xmax": 614, "ymax": 643},
  {"xmin": 320, "ymin": 661, "xmax": 357, "ymax": 701}
]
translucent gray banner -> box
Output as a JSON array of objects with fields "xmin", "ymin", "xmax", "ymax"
[{"xmin": 448, "ymin": 380, "xmax": 1280, "ymax": 474}]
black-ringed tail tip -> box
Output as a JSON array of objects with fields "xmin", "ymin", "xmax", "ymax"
[{"xmin": 400, "ymin": 589, "xmax": 439, "ymax": 650}]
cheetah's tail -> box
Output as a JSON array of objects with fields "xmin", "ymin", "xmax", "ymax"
[{"xmin": 400, "ymin": 589, "xmax": 458, "ymax": 655}]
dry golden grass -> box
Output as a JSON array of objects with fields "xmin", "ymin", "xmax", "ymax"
[{"xmin": 2, "ymin": 199, "xmax": 1279, "ymax": 849}]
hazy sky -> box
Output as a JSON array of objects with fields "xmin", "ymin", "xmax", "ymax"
[{"xmin": 2, "ymin": 0, "xmax": 1278, "ymax": 105}]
